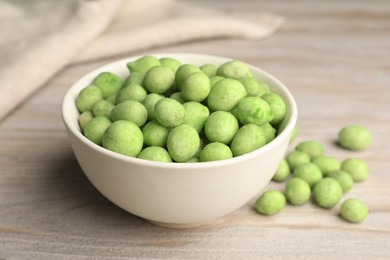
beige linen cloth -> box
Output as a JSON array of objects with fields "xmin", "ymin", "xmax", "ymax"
[{"xmin": 0, "ymin": 0, "xmax": 284, "ymax": 121}]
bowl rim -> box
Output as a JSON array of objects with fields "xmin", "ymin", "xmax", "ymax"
[{"xmin": 62, "ymin": 53, "xmax": 298, "ymax": 170}]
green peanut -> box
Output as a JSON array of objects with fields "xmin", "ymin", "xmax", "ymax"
[
  {"xmin": 338, "ymin": 125, "xmax": 371, "ymax": 151},
  {"xmin": 340, "ymin": 198, "xmax": 368, "ymax": 223},
  {"xmin": 255, "ymin": 190, "xmax": 286, "ymax": 215}
]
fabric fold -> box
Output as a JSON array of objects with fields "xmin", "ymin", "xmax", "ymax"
[
  {"xmin": 73, "ymin": 13, "xmax": 284, "ymax": 63},
  {"xmin": 0, "ymin": 0, "xmax": 284, "ymax": 121},
  {"xmin": 0, "ymin": 0, "xmax": 123, "ymax": 120}
]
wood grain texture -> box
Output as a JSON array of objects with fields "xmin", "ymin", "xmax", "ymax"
[{"xmin": 1, "ymin": 0, "xmax": 390, "ymax": 258}]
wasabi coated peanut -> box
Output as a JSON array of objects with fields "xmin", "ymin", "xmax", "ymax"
[
  {"xmin": 76, "ymin": 85, "xmax": 103, "ymax": 112},
  {"xmin": 210, "ymin": 75, "xmax": 224, "ymax": 86},
  {"xmin": 312, "ymin": 156, "xmax": 341, "ymax": 176},
  {"xmin": 142, "ymin": 120, "xmax": 170, "ymax": 147},
  {"xmin": 338, "ymin": 125, "xmax": 371, "ymax": 151},
  {"xmin": 92, "ymin": 72, "xmax": 123, "ymax": 99},
  {"xmin": 295, "ymin": 141, "xmax": 324, "ymax": 160},
  {"xmin": 181, "ymin": 72, "xmax": 211, "ymax": 102},
  {"xmin": 327, "ymin": 170, "xmax": 354, "ymax": 193},
  {"xmin": 83, "ymin": 116, "xmax": 111, "ymax": 145},
  {"xmin": 272, "ymin": 159, "xmax": 290, "ymax": 182},
  {"xmin": 92, "ymin": 99, "xmax": 115, "ymax": 118},
  {"xmin": 340, "ymin": 198, "xmax": 368, "ymax": 223},
  {"xmin": 185, "ymin": 157, "xmax": 199, "ymax": 163},
  {"xmin": 199, "ymin": 142, "xmax": 233, "ymax": 162},
  {"xmin": 170, "ymin": 92, "xmax": 186, "ymax": 104},
  {"xmin": 143, "ymin": 66, "xmax": 175, "ymax": 94},
  {"xmin": 78, "ymin": 111, "xmax": 94, "ymax": 130},
  {"xmin": 183, "ymin": 102, "xmax": 210, "ymax": 133},
  {"xmin": 207, "ymin": 78, "xmax": 247, "ymax": 111},
  {"xmin": 102, "ymin": 120, "xmax": 143, "ymax": 157},
  {"xmin": 160, "ymin": 57, "xmax": 181, "ymax": 72},
  {"xmin": 232, "ymin": 97, "xmax": 274, "ymax": 126},
  {"xmin": 200, "ymin": 64, "xmax": 217, "ymax": 77},
  {"xmin": 285, "ymin": 177, "xmax": 311, "ymax": 205},
  {"xmin": 255, "ymin": 190, "xmax": 286, "ymax": 216},
  {"xmin": 286, "ymin": 151, "xmax": 311, "ymax": 171},
  {"xmin": 124, "ymin": 72, "xmax": 144, "ymax": 86},
  {"xmin": 126, "ymin": 55, "xmax": 160, "ymax": 74},
  {"xmin": 258, "ymin": 83, "xmax": 271, "ymax": 96},
  {"xmin": 142, "ymin": 93, "xmax": 164, "ymax": 121},
  {"xmin": 105, "ymin": 94, "xmax": 116, "ymax": 104},
  {"xmin": 239, "ymin": 77, "xmax": 270, "ymax": 97},
  {"xmin": 290, "ymin": 126, "xmax": 298, "ymax": 143},
  {"xmin": 341, "ymin": 158, "xmax": 369, "ymax": 182},
  {"xmin": 167, "ymin": 124, "xmax": 200, "ymax": 162},
  {"xmin": 110, "ymin": 100, "xmax": 148, "ymax": 127},
  {"xmin": 154, "ymin": 98, "xmax": 186, "ymax": 128},
  {"xmin": 137, "ymin": 146, "xmax": 172, "ymax": 162},
  {"xmin": 259, "ymin": 123, "xmax": 276, "ymax": 144},
  {"xmin": 293, "ymin": 163, "xmax": 323, "ymax": 188},
  {"xmin": 115, "ymin": 84, "xmax": 147, "ymax": 104},
  {"xmin": 194, "ymin": 137, "xmax": 206, "ymax": 159},
  {"xmin": 204, "ymin": 111, "xmax": 238, "ymax": 144},
  {"xmin": 175, "ymin": 64, "xmax": 201, "ymax": 89},
  {"xmin": 231, "ymin": 124, "xmax": 266, "ymax": 157},
  {"xmin": 262, "ymin": 93, "xmax": 286, "ymax": 125},
  {"xmin": 239, "ymin": 77, "xmax": 258, "ymax": 97},
  {"xmin": 77, "ymin": 56, "xmax": 290, "ymax": 162},
  {"xmin": 217, "ymin": 60, "xmax": 250, "ymax": 80},
  {"xmin": 313, "ymin": 177, "xmax": 343, "ymax": 208}
]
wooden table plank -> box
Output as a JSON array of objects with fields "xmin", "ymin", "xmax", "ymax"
[{"xmin": 1, "ymin": 0, "xmax": 389, "ymax": 258}]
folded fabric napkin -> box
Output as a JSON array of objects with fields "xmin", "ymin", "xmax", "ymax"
[{"xmin": 0, "ymin": 0, "xmax": 284, "ymax": 121}]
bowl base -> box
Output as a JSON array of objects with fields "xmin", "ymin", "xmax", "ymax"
[{"xmin": 145, "ymin": 218, "xmax": 214, "ymax": 229}]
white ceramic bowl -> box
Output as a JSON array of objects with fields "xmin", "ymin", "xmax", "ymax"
[{"xmin": 62, "ymin": 53, "xmax": 297, "ymax": 228}]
